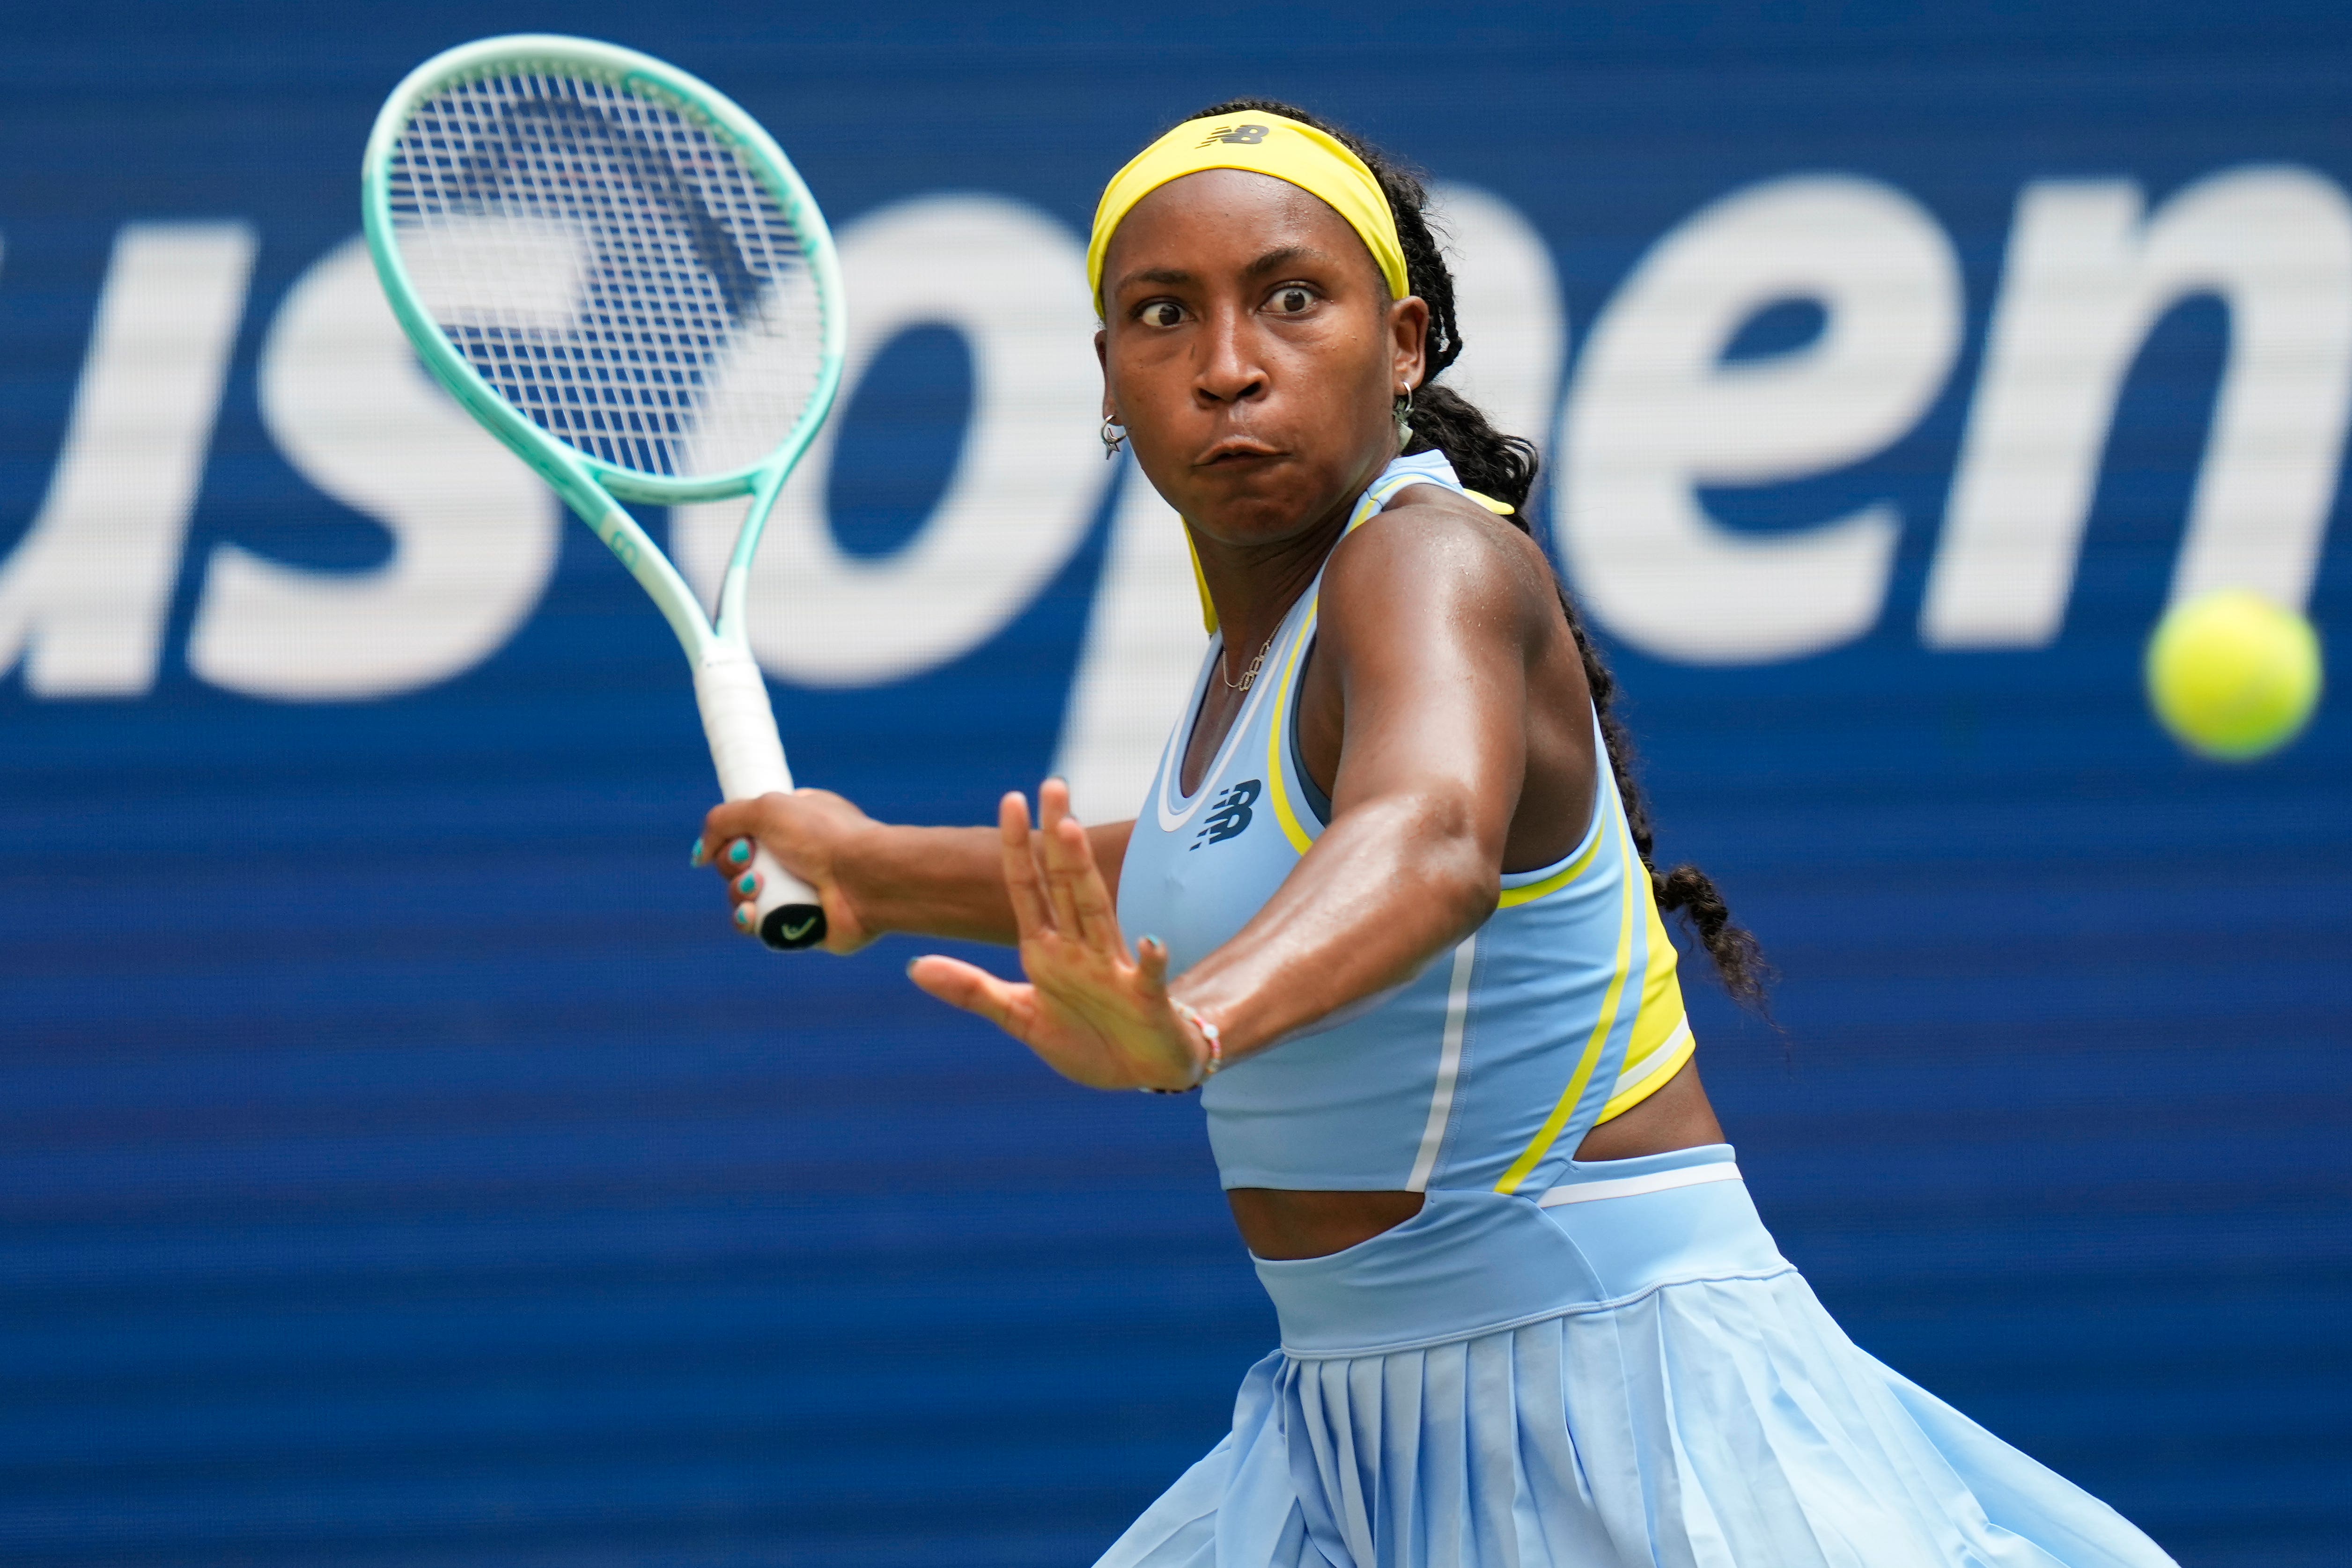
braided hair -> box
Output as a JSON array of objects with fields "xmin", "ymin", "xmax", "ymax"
[{"xmin": 1186, "ymin": 98, "xmax": 1773, "ymax": 1010}]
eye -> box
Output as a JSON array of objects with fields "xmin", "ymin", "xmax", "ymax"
[
  {"xmin": 1137, "ymin": 300, "xmax": 1186, "ymax": 328},
  {"xmin": 1267, "ymin": 285, "xmax": 1316, "ymax": 316}
]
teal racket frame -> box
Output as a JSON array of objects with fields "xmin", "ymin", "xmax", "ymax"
[
  {"xmin": 361, "ymin": 32, "xmax": 847, "ymax": 662},
  {"xmin": 361, "ymin": 34, "xmax": 849, "ymax": 950}
]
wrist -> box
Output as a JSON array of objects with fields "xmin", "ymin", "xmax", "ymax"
[
  {"xmin": 1177, "ymin": 1001, "xmax": 1224, "ymax": 1082},
  {"xmin": 1142, "ymin": 1000, "xmax": 1224, "ymax": 1094},
  {"xmin": 823, "ymin": 817, "xmax": 892, "ymax": 938}
]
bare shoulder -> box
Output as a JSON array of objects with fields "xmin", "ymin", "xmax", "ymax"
[{"xmin": 1318, "ymin": 484, "xmax": 1559, "ymax": 640}]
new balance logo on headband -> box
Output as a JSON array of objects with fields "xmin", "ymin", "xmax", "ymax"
[{"xmin": 1197, "ymin": 124, "xmax": 1269, "ymax": 147}]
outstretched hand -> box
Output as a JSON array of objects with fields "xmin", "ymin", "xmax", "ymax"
[{"xmin": 908, "ymin": 779, "xmax": 1209, "ymax": 1091}]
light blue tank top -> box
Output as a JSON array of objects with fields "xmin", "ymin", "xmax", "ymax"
[{"xmin": 1117, "ymin": 451, "xmax": 1697, "ymax": 1195}]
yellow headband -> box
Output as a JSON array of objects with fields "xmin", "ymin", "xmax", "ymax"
[{"xmin": 1087, "ymin": 112, "xmax": 1410, "ymax": 316}]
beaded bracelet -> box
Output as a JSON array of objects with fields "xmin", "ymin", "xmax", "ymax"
[{"xmin": 1142, "ymin": 1001, "xmax": 1224, "ymax": 1094}]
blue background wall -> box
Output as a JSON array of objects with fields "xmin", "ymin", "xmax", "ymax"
[{"xmin": 3, "ymin": 3, "xmax": 2348, "ymax": 1564}]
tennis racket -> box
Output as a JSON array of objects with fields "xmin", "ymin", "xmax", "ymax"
[{"xmin": 361, "ymin": 35, "xmax": 845, "ymax": 950}]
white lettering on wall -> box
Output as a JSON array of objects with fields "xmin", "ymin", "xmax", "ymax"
[
  {"xmin": 677, "ymin": 195, "xmax": 1103, "ymax": 688},
  {"xmin": 10, "ymin": 172, "xmax": 2345, "ymax": 710},
  {"xmin": 1431, "ymin": 182, "xmax": 1568, "ymax": 462},
  {"xmin": 0, "ymin": 224, "xmax": 253, "ymax": 696},
  {"xmin": 1922, "ymin": 167, "xmax": 2352, "ymax": 646},
  {"xmin": 1052, "ymin": 459, "xmax": 1203, "ymax": 823},
  {"xmin": 1558, "ymin": 176, "xmax": 1962, "ymax": 664},
  {"xmin": 186, "ymin": 236, "xmax": 559, "ymax": 699}
]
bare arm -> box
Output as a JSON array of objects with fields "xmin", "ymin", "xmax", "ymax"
[
  {"xmin": 1175, "ymin": 498, "xmax": 1586, "ymax": 1057},
  {"xmin": 700, "ymin": 789, "xmax": 1133, "ymax": 952}
]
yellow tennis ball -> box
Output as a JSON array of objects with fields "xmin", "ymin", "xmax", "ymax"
[{"xmin": 2145, "ymin": 588, "xmax": 2323, "ymax": 760}]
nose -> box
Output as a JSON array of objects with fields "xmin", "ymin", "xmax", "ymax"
[{"xmin": 1195, "ymin": 304, "xmax": 1267, "ymax": 407}]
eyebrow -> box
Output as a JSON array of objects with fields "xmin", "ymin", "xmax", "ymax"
[
  {"xmin": 1110, "ymin": 243, "xmax": 1343, "ymax": 299},
  {"xmin": 1242, "ymin": 244, "xmax": 1323, "ymax": 278},
  {"xmin": 1118, "ymin": 266, "xmax": 1195, "ymax": 291}
]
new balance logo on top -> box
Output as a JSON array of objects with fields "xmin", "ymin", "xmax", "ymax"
[
  {"xmin": 1193, "ymin": 779, "xmax": 1261, "ymax": 848},
  {"xmin": 1196, "ymin": 124, "xmax": 1269, "ymax": 147}
]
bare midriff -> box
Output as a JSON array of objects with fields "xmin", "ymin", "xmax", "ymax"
[{"xmin": 1226, "ymin": 1059, "xmax": 1726, "ymax": 1260}]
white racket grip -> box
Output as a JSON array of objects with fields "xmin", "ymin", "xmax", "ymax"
[{"xmin": 693, "ymin": 651, "xmax": 828, "ymax": 951}]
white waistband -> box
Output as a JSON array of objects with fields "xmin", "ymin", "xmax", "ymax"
[{"xmin": 1537, "ymin": 1162, "xmax": 1743, "ymax": 1207}]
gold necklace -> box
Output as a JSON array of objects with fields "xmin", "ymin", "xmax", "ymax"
[{"xmin": 1222, "ymin": 627, "xmax": 1278, "ymax": 692}]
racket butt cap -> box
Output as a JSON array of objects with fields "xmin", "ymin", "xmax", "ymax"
[{"xmin": 759, "ymin": 902, "xmax": 828, "ymax": 951}]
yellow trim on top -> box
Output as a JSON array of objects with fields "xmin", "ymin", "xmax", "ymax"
[
  {"xmin": 1263, "ymin": 608, "xmax": 1320, "ymax": 854},
  {"xmin": 1349, "ymin": 482, "xmax": 1401, "ymax": 531},
  {"xmin": 1186, "ymin": 530, "xmax": 1217, "ymax": 634},
  {"xmin": 1256, "ymin": 478, "xmax": 1386, "ymax": 853},
  {"xmin": 1493, "ymin": 817, "xmax": 1642, "ymax": 1194},
  {"xmin": 1595, "ymin": 1022, "xmax": 1694, "ymax": 1124},
  {"xmin": 1592, "ymin": 872, "xmax": 1695, "ymax": 1116},
  {"xmin": 1463, "ymin": 488, "xmax": 1515, "ymax": 515},
  {"xmin": 1496, "ymin": 817, "xmax": 1609, "ymax": 908}
]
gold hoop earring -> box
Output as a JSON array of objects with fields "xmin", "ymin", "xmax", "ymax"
[{"xmin": 1100, "ymin": 415, "xmax": 1127, "ymax": 460}]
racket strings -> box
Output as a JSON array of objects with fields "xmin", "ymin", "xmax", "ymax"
[{"xmin": 389, "ymin": 67, "xmax": 825, "ymax": 478}]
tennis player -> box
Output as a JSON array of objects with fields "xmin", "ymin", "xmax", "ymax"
[{"xmin": 700, "ymin": 101, "xmax": 2178, "ymax": 1568}]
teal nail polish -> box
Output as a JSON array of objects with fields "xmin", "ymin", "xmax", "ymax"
[
  {"xmin": 734, "ymin": 906, "xmax": 753, "ymax": 930},
  {"xmin": 690, "ymin": 837, "xmax": 708, "ymax": 867},
  {"xmin": 736, "ymin": 873, "xmax": 759, "ymax": 897},
  {"xmin": 728, "ymin": 839, "xmax": 752, "ymax": 866}
]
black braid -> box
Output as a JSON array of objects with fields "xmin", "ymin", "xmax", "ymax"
[{"xmin": 1184, "ymin": 98, "xmax": 1774, "ymax": 1011}]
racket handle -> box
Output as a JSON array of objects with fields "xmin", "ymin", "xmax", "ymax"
[{"xmin": 694, "ymin": 650, "xmax": 828, "ymax": 952}]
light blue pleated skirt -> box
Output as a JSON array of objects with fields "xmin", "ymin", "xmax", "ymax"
[{"xmin": 1098, "ymin": 1146, "xmax": 2178, "ymax": 1568}]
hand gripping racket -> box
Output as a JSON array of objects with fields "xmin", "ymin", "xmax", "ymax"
[{"xmin": 362, "ymin": 35, "xmax": 845, "ymax": 950}]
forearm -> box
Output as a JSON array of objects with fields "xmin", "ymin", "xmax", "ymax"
[
  {"xmin": 1171, "ymin": 797, "xmax": 1494, "ymax": 1057},
  {"xmin": 842, "ymin": 818, "xmax": 1132, "ymax": 945}
]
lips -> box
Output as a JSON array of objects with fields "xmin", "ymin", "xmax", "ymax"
[{"xmin": 1200, "ymin": 438, "xmax": 1282, "ymax": 466}]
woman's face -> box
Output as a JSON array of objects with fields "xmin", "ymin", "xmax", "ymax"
[{"xmin": 1097, "ymin": 169, "xmax": 1426, "ymax": 549}]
